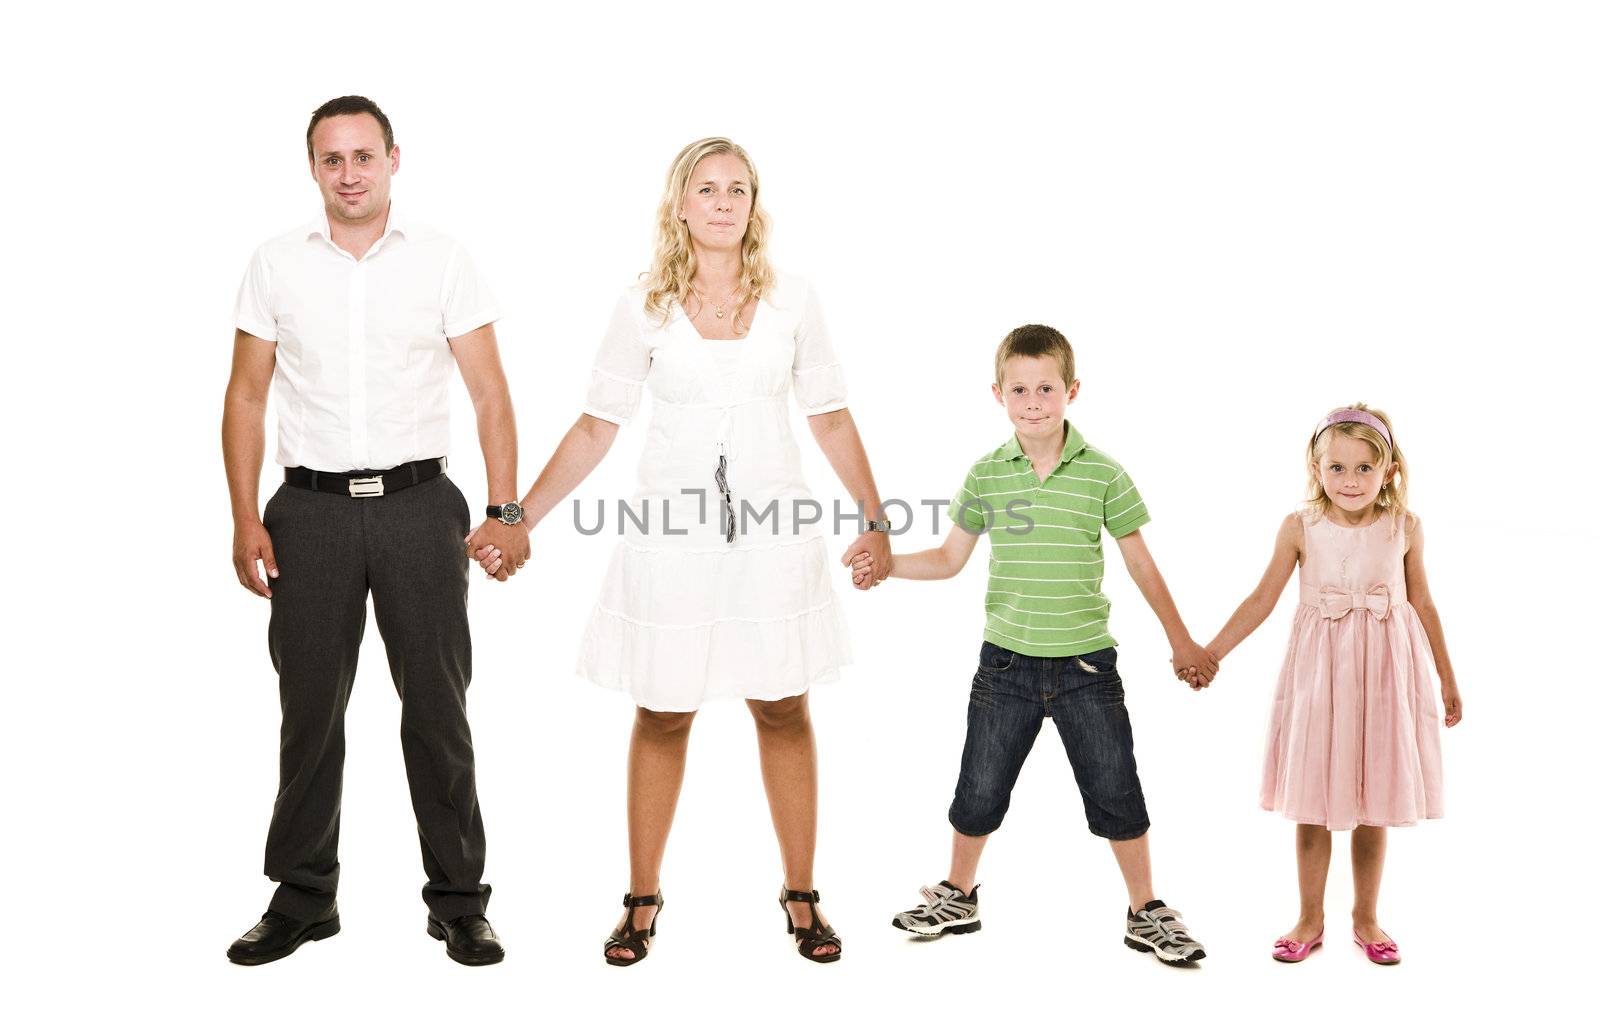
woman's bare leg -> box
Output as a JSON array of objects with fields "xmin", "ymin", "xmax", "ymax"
[
  {"xmin": 606, "ymin": 707, "xmax": 695, "ymax": 961},
  {"xmin": 748, "ymin": 693, "xmax": 838, "ymax": 957}
]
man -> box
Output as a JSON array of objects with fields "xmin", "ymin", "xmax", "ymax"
[{"xmin": 222, "ymin": 96, "xmax": 529, "ymax": 967}]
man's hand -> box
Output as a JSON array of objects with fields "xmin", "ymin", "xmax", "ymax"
[
  {"xmin": 465, "ymin": 518, "xmax": 531, "ymax": 581},
  {"xmin": 1170, "ymin": 637, "xmax": 1219, "ymax": 689},
  {"xmin": 233, "ymin": 519, "xmax": 278, "ymax": 598}
]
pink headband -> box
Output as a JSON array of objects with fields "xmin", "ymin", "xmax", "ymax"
[{"xmin": 1313, "ymin": 409, "xmax": 1392, "ymax": 449}]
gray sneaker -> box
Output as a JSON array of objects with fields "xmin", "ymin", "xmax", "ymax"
[
  {"xmin": 1125, "ymin": 900, "xmax": 1206, "ymax": 964},
  {"xmin": 891, "ymin": 881, "xmax": 982, "ymax": 937}
]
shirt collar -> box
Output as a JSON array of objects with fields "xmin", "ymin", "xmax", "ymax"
[
  {"xmin": 1001, "ymin": 421, "xmax": 1087, "ymax": 474},
  {"xmin": 306, "ymin": 200, "xmax": 406, "ymax": 255}
]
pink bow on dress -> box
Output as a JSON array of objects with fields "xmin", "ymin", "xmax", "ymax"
[{"xmin": 1317, "ymin": 583, "xmax": 1391, "ymax": 621}]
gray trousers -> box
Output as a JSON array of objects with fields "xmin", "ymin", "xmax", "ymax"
[{"xmin": 260, "ymin": 472, "xmax": 489, "ymax": 921}]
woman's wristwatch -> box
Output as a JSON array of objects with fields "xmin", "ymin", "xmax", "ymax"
[{"xmin": 865, "ymin": 519, "xmax": 892, "ymax": 533}]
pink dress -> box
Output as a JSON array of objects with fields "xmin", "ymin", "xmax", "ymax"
[{"xmin": 1261, "ymin": 509, "xmax": 1444, "ymax": 829}]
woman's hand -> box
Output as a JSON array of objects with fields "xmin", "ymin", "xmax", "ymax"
[
  {"xmin": 471, "ymin": 541, "xmax": 514, "ymax": 581},
  {"xmin": 846, "ymin": 549, "xmax": 875, "ymax": 589},
  {"xmin": 840, "ymin": 533, "xmax": 890, "ymax": 590}
]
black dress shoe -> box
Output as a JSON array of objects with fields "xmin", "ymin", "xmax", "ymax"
[
  {"xmin": 227, "ymin": 908, "xmax": 341, "ymax": 966},
  {"xmin": 427, "ymin": 913, "xmax": 505, "ymax": 966}
]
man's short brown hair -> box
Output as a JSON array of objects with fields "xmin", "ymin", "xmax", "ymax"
[
  {"xmin": 306, "ymin": 95, "xmax": 395, "ymax": 159},
  {"xmin": 994, "ymin": 324, "xmax": 1075, "ymax": 385}
]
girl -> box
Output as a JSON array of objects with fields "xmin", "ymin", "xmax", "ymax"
[{"xmin": 1204, "ymin": 404, "xmax": 1462, "ymax": 965}]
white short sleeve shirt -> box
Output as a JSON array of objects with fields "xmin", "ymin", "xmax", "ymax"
[
  {"xmin": 233, "ymin": 206, "xmax": 499, "ymax": 472},
  {"xmin": 580, "ymin": 274, "xmax": 847, "ymax": 426}
]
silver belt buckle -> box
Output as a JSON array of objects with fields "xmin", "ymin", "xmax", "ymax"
[{"xmin": 348, "ymin": 475, "xmax": 385, "ymax": 498}]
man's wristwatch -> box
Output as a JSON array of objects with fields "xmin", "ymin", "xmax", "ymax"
[
  {"xmin": 865, "ymin": 519, "xmax": 892, "ymax": 533},
  {"xmin": 487, "ymin": 500, "xmax": 525, "ymax": 526}
]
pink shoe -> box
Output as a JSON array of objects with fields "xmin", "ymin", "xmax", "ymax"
[
  {"xmin": 1353, "ymin": 929, "xmax": 1401, "ymax": 965},
  {"xmin": 1272, "ymin": 931, "xmax": 1323, "ymax": 962}
]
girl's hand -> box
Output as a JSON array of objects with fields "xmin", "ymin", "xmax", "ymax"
[
  {"xmin": 1170, "ymin": 637, "xmax": 1218, "ymax": 687},
  {"xmin": 1442, "ymin": 681, "xmax": 1463, "ymax": 727}
]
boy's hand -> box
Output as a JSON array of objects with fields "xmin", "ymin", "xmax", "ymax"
[
  {"xmin": 1174, "ymin": 644, "xmax": 1226, "ymax": 690},
  {"xmin": 1170, "ymin": 637, "xmax": 1218, "ymax": 688},
  {"xmin": 840, "ymin": 534, "xmax": 890, "ymax": 590},
  {"xmin": 1441, "ymin": 680, "xmax": 1463, "ymax": 727}
]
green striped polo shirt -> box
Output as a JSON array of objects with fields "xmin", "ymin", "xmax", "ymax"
[{"xmin": 948, "ymin": 423, "xmax": 1151, "ymax": 657}]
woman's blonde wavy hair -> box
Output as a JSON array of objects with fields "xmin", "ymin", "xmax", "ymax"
[
  {"xmin": 1304, "ymin": 402, "xmax": 1410, "ymax": 532},
  {"xmin": 643, "ymin": 137, "xmax": 776, "ymax": 323}
]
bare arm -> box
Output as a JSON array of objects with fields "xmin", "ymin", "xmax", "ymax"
[
  {"xmin": 222, "ymin": 330, "xmax": 278, "ymax": 598},
  {"xmin": 1403, "ymin": 515, "xmax": 1462, "ymax": 726},
  {"xmin": 520, "ymin": 413, "xmax": 620, "ymax": 529},
  {"xmin": 808, "ymin": 409, "xmax": 891, "ymax": 586},
  {"xmin": 1115, "ymin": 528, "xmax": 1217, "ymax": 685},
  {"xmin": 882, "ymin": 525, "xmax": 982, "ymax": 581},
  {"xmin": 452, "ymin": 324, "xmax": 528, "ymax": 577},
  {"xmin": 467, "ymin": 412, "xmax": 614, "ymax": 576},
  {"xmin": 467, "ymin": 412, "xmax": 619, "ymax": 575},
  {"xmin": 451, "ymin": 324, "xmax": 518, "ymax": 505},
  {"xmin": 1206, "ymin": 513, "xmax": 1302, "ymax": 660}
]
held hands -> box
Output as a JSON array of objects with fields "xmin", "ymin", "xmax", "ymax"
[
  {"xmin": 233, "ymin": 519, "xmax": 279, "ymax": 598},
  {"xmin": 1170, "ymin": 637, "xmax": 1220, "ymax": 690},
  {"xmin": 839, "ymin": 532, "xmax": 891, "ymax": 590},
  {"xmin": 465, "ymin": 518, "xmax": 532, "ymax": 582}
]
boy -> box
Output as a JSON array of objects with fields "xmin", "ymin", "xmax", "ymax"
[{"xmin": 843, "ymin": 324, "xmax": 1214, "ymax": 964}]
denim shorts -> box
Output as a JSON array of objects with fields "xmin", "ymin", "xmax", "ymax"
[{"xmin": 948, "ymin": 641, "xmax": 1150, "ymax": 841}]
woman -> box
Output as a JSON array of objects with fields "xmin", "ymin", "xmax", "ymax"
[{"xmin": 471, "ymin": 138, "xmax": 891, "ymax": 964}]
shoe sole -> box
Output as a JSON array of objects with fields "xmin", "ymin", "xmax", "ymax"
[
  {"xmin": 1124, "ymin": 933, "xmax": 1206, "ymax": 965},
  {"xmin": 227, "ymin": 917, "xmax": 341, "ymax": 966},
  {"xmin": 892, "ymin": 917, "xmax": 982, "ymax": 938},
  {"xmin": 427, "ymin": 920, "xmax": 506, "ymax": 966}
]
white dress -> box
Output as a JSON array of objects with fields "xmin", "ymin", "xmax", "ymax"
[{"xmin": 576, "ymin": 273, "xmax": 853, "ymax": 711}]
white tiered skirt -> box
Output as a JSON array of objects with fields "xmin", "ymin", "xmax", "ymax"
[{"xmin": 577, "ymin": 532, "xmax": 852, "ymax": 711}]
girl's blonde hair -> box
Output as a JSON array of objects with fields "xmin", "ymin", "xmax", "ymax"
[
  {"xmin": 642, "ymin": 137, "xmax": 776, "ymax": 323},
  {"xmin": 1305, "ymin": 402, "xmax": 1410, "ymax": 530}
]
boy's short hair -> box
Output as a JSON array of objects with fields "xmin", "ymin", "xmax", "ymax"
[{"xmin": 995, "ymin": 324, "xmax": 1075, "ymax": 385}]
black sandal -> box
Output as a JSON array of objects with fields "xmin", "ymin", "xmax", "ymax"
[
  {"xmin": 603, "ymin": 892, "xmax": 663, "ymax": 967},
  {"xmin": 778, "ymin": 888, "xmax": 843, "ymax": 963}
]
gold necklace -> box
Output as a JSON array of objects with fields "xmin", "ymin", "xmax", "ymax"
[
  {"xmin": 690, "ymin": 285, "xmax": 740, "ymax": 319},
  {"xmin": 690, "ymin": 285, "xmax": 750, "ymax": 335}
]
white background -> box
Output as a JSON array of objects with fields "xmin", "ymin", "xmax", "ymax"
[{"xmin": 2, "ymin": 1, "xmax": 1594, "ymax": 1020}]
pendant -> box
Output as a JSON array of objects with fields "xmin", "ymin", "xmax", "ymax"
[{"xmin": 714, "ymin": 306, "xmax": 725, "ymax": 318}]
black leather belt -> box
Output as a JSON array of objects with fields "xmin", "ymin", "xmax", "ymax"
[{"xmin": 284, "ymin": 457, "xmax": 446, "ymax": 498}]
